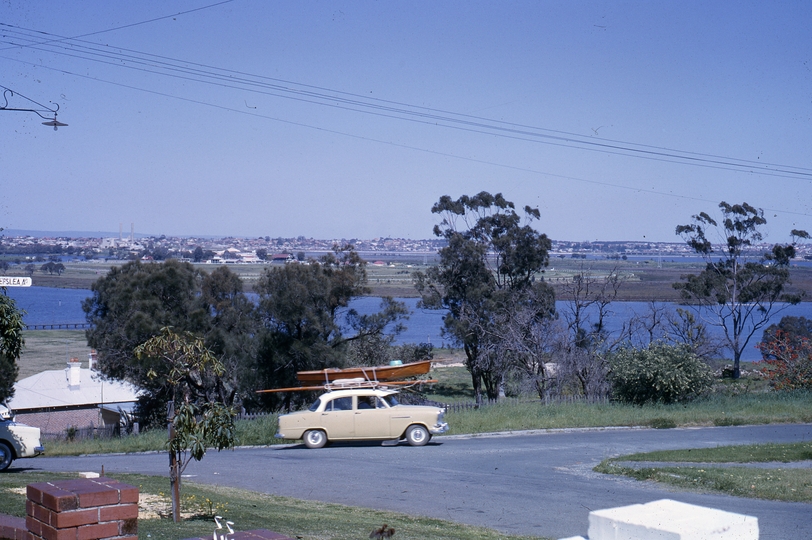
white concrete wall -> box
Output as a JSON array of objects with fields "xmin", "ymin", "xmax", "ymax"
[{"xmin": 560, "ymin": 499, "xmax": 758, "ymax": 540}]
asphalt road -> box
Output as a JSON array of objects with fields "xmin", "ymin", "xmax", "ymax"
[{"xmin": 18, "ymin": 424, "xmax": 812, "ymax": 539}]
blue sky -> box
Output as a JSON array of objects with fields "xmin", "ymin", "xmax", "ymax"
[{"xmin": 2, "ymin": 1, "xmax": 810, "ymax": 242}]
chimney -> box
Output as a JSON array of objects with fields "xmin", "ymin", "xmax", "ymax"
[
  {"xmin": 67, "ymin": 358, "xmax": 81, "ymax": 388},
  {"xmin": 88, "ymin": 349, "xmax": 97, "ymax": 370}
]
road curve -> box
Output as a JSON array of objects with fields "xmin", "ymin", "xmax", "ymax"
[{"xmin": 19, "ymin": 423, "xmax": 812, "ymax": 539}]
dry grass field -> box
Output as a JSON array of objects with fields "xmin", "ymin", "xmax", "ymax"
[
  {"xmin": 2, "ymin": 257, "xmax": 809, "ymax": 300},
  {"xmin": 18, "ymin": 330, "xmax": 91, "ymax": 379}
]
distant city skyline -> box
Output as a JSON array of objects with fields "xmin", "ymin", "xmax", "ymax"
[
  {"xmin": 3, "ymin": 2, "xmax": 810, "ymax": 243},
  {"xmin": 5, "ymin": 229, "xmax": 810, "ymax": 260},
  {"xmin": 0, "ymin": 227, "xmax": 698, "ymax": 243}
]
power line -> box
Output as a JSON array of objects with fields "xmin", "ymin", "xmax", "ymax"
[
  {"xmin": 2, "ymin": 22, "xmax": 811, "ymax": 181},
  {"xmin": 6, "ymin": 53, "xmax": 811, "ymax": 221},
  {"xmin": 0, "ymin": 1, "xmax": 236, "ymax": 50}
]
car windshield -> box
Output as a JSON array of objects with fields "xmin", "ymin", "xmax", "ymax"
[
  {"xmin": 308, "ymin": 397, "xmax": 322, "ymax": 412},
  {"xmin": 382, "ymin": 394, "xmax": 399, "ymax": 407}
]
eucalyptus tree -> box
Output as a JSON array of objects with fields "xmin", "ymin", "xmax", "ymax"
[
  {"xmin": 415, "ymin": 192, "xmax": 553, "ymax": 403},
  {"xmin": 674, "ymin": 201, "xmax": 808, "ymax": 378}
]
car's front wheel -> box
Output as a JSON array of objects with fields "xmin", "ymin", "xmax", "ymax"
[
  {"xmin": 405, "ymin": 425, "xmax": 429, "ymax": 446},
  {"xmin": 0, "ymin": 442, "xmax": 14, "ymax": 472},
  {"xmin": 303, "ymin": 430, "xmax": 327, "ymax": 449}
]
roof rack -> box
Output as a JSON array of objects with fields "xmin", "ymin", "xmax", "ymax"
[{"xmin": 256, "ymin": 378, "xmax": 438, "ymax": 394}]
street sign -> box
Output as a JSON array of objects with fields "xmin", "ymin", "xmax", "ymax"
[{"xmin": 0, "ymin": 277, "xmax": 32, "ymax": 287}]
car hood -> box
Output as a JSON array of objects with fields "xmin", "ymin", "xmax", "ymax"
[{"xmin": 1, "ymin": 421, "xmax": 43, "ymax": 455}]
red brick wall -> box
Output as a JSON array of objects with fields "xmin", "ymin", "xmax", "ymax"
[
  {"xmin": 14, "ymin": 409, "xmax": 102, "ymax": 437},
  {"xmin": 25, "ymin": 477, "xmax": 138, "ymax": 540}
]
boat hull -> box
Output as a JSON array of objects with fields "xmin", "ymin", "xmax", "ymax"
[{"xmin": 296, "ymin": 360, "xmax": 431, "ymax": 385}]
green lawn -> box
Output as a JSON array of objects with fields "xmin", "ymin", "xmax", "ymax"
[
  {"xmin": 0, "ymin": 472, "xmax": 545, "ymax": 540},
  {"xmin": 595, "ymin": 441, "xmax": 812, "ymax": 503}
]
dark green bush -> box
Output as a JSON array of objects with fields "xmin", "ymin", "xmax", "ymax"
[
  {"xmin": 649, "ymin": 418, "xmax": 677, "ymax": 429},
  {"xmin": 609, "ymin": 343, "xmax": 713, "ymax": 405}
]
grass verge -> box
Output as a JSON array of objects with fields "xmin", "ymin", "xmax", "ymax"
[
  {"xmin": 605, "ymin": 441, "xmax": 812, "ymax": 463},
  {"xmin": 595, "ymin": 441, "xmax": 812, "ymax": 503},
  {"xmin": 444, "ymin": 391, "xmax": 812, "ymax": 435},
  {"xmin": 0, "ymin": 471, "xmax": 545, "ymax": 540},
  {"xmin": 41, "ymin": 391, "xmax": 812, "ymax": 456}
]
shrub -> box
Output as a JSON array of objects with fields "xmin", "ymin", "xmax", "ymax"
[
  {"xmin": 758, "ymin": 330, "xmax": 812, "ymax": 391},
  {"xmin": 649, "ymin": 418, "xmax": 677, "ymax": 429},
  {"xmin": 609, "ymin": 343, "xmax": 713, "ymax": 405}
]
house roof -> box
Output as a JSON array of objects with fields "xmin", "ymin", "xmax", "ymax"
[{"xmin": 8, "ymin": 365, "xmax": 140, "ymax": 411}]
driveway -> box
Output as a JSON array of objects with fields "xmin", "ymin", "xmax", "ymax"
[{"xmin": 22, "ymin": 423, "xmax": 812, "ymax": 539}]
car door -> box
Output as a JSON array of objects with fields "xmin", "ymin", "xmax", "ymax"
[
  {"xmin": 353, "ymin": 395, "xmax": 391, "ymax": 439},
  {"xmin": 319, "ymin": 396, "xmax": 354, "ymax": 439}
]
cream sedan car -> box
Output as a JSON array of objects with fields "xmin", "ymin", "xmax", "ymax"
[
  {"xmin": 0, "ymin": 405, "xmax": 44, "ymax": 471},
  {"xmin": 276, "ymin": 388, "xmax": 448, "ymax": 448}
]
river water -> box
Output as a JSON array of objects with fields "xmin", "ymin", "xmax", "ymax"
[{"xmin": 6, "ymin": 287, "xmax": 812, "ymax": 361}]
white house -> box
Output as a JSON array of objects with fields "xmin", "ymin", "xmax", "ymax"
[{"xmin": 7, "ymin": 354, "xmax": 140, "ymax": 437}]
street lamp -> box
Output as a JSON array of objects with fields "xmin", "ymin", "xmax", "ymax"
[{"xmin": 1, "ymin": 85, "xmax": 68, "ymax": 130}]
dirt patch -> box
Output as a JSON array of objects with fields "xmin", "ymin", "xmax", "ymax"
[{"xmin": 138, "ymin": 493, "xmax": 198, "ymax": 520}]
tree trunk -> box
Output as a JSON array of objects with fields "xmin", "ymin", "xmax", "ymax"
[
  {"xmin": 470, "ymin": 370, "xmax": 483, "ymax": 406},
  {"xmin": 167, "ymin": 402, "xmax": 181, "ymax": 523},
  {"xmin": 464, "ymin": 344, "xmax": 483, "ymax": 406},
  {"xmin": 170, "ymin": 450, "xmax": 181, "ymax": 523},
  {"xmin": 483, "ymin": 371, "xmax": 500, "ymax": 401},
  {"xmin": 732, "ymin": 351, "xmax": 742, "ymax": 379}
]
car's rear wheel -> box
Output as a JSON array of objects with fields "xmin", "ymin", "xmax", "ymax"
[
  {"xmin": 405, "ymin": 425, "xmax": 429, "ymax": 447},
  {"xmin": 303, "ymin": 430, "xmax": 327, "ymax": 449},
  {"xmin": 0, "ymin": 442, "xmax": 13, "ymax": 472}
]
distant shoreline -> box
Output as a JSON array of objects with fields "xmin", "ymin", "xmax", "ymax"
[{"xmin": 4, "ymin": 257, "xmax": 810, "ymax": 303}]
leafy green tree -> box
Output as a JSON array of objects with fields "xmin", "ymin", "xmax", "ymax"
[
  {"xmin": 415, "ymin": 192, "xmax": 553, "ymax": 403},
  {"xmin": 84, "ymin": 261, "xmax": 257, "ymax": 424},
  {"xmin": 675, "ymin": 202, "xmax": 807, "ymax": 378},
  {"xmin": 83, "ymin": 260, "xmax": 209, "ymax": 425},
  {"xmin": 0, "ymin": 291, "xmax": 24, "ymax": 402},
  {"xmin": 200, "ymin": 266, "xmax": 258, "ymax": 406},
  {"xmin": 39, "ymin": 261, "xmax": 65, "ymax": 275},
  {"xmin": 252, "ymin": 246, "xmax": 407, "ymax": 410},
  {"xmin": 134, "ymin": 328, "xmax": 235, "ymax": 523},
  {"xmin": 255, "ymin": 248, "xmax": 268, "ymax": 261},
  {"xmin": 609, "ymin": 343, "xmax": 713, "ymax": 405}
]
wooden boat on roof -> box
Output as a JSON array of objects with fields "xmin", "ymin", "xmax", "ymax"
[{"xmin": 295, "ymin": 360, "xmax": 432, "ymax": 386}]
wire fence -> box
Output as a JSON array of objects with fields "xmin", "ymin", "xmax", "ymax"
[
  {"xmin": 41, "ymin": 424, "xmax": 120, "ymax": 442},
  {"xmin": 441, "ymin": 394, "xmax": 609, "ymax": 413},
  {"xmin": 234, "ymin": 394, "xmax": 610, "ymax": 416}
]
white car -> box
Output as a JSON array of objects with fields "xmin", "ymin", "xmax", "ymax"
[
  {"xmin": 276, "ymin": 388, "xmax": 448, "ymax": 448},
  {"xmin": 0, "ymin": 404, "xmax": 44, "ymax": 471}
]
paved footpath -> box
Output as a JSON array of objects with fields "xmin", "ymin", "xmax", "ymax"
[{"xmin": 22, "ymin": 423, "xmax": 812, "ymax": 539}]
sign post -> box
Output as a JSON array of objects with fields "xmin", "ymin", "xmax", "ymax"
[{"xmin": 0, "ymin": 277, "xmax": 32, "ymax": 287}]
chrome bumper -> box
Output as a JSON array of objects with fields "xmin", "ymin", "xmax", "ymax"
[{"xmin": 430, "ymin": 422, "xmax": 449, "ymax": 435}]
